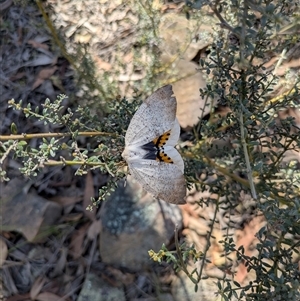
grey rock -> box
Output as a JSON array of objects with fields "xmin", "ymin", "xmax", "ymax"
[{"xmin": 99, "ymin": 176, "xmax": 183, "ymax": 271}]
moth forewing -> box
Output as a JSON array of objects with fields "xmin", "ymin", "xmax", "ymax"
[{"xmin": 124, "ymin": 85, "xmax": 177, "ymax": 147}]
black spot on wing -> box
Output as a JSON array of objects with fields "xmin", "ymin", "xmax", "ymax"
[
  {"xmin": 156, "ymin": 150, "xmax": 173, "ymax": 163},
  {"xmin": 154, "ymin": 130, "xmax": 171, "ymax": 148}
]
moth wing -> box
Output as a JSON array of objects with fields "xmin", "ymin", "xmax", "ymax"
[
  {"xmin": 125, "ymin": 85, "xmax": 177, "ymax": 146},
  {"xmin": 128, "ymin": 160, "xmax": 186, "ymax": 204},
  {"xmin": 165, "ymin": 118, "xmax": 180, "ymax": 147}
]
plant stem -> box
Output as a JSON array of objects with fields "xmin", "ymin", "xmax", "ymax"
[
  {"xmin": 0, "ymin": 131, "xmax": 117, "ymax": 141},
  {"xmin": 174, "ymin": 226, "xmax": 198, "ymax": 284},
  {"xmin": 41, "ymin": 160, "xmax": 105, "ymax": 167},
  {"xmin": 239, "ymin": 111, "xmax": 257, "ymax": 199}
]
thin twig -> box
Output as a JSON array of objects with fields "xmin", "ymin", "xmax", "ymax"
[
  {"xmin": 239, "ymin": 111, "xmax": 257, "ymax": 199},
  {"xmin": 197, "ymin": 195, "xmax": 219, "ymax": 283},
  {"xmin": 0, "ymin": 140, "xmax": 18, "ymax": 164},
  {"xmin": 208, "ymin": 2, "xmax": 236, "ymax": 34},
  {"xmin": 0, "ymin": 131, "xmax": 117, "ymax": 141},
  {"xmin": 174, "ymin": 225, "xmax": 198, "ymax": 284},
  {"xmin": 273, "ymin": 48, "xmax": 287, "ymax": 75},
  {"xmin": 40, "ymin": 160, "xmax": 105, "ymax": 167}
]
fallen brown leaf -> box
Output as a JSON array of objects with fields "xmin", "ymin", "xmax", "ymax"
[
  {"xmin": 50, "ymin": 195, "xmax": 82, "ymax": 206},
  {"xmin": 27, "ymin": 39, "xmax": 49, "ymax": 50},
  {"xmin": 106, "ymin": 266, "xmax": 135, "ymax": 285},
  {"xmin": 0, "ymin": 236, "xmax": 8, "ymax": 266},
  {"xmin": 83, "ymin": 171, "xmax": 96, "ymax": 221},
  {"xmin": 49, "ymin": 247, "xmax": 67, "ymax": 278},
  {"xmin": 6, "ymin": 293, "xmax": 30, "ymax": 301},
  {"xmin": 87, "ymin": 219, "xmax": 101, "ymax": 240},
  {"xmin": 25, "ymin": 54, "xmax": 57, "ymax": 67},
  {"xmin": 235, "ymin": 262, "xmax": 249, "ymax": 285},
  {"xmin": 0, "ymin": 0, "xmax": 13, "ymax": 11},
  {"xmin": 9, "ymin": 71, "xmax": 26, "ymax": 81},
  {"xmin": 36, "ymin": 292, "xmax": 63, "ymax": 301},
  {"xmin": 2, "ymin": 183, "xmax": 62, "ymax": 242},
  {"xmin": 235, "ymin": 216, "xmax": 265, "ymax": 283},
  {"xmin": 17, "ymin": 26, "xmax": 22, "ymax": 45},
  {"xmin": 159, "ymin": 13, "xmax": 214, "ymax": 62},
  {"xmin": 172, "ymin": 59, "xmax": 214, "ymax": 128},
  {"xmin": 69, "ymin": 222, "xmax": 90, "ymax": 259},
  {"xmin": 62, "ymin": 213, "xmax": 83, "ymax": 222},
  {"xmin": 94, "ymin": 56, "xmax": 112, "ymax": 71},
  {"xmin": 30, "ymin": 276, "xmax": 46, "ymax": 300},
  {"xmin": 31, "ymin": 66, "xmax": 58, "ymax": 91}
]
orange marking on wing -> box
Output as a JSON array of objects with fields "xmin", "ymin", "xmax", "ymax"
[
  {"xmin": 156, "ymin": 150, "xmax": 174, "ymax": 163},
  {"xmin": 152, "ymin": 130, "xmax": 171, "ymax": 147}
]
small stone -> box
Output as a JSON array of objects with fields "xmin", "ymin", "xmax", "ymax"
[{"xmin": 99, "ymin": 176, "xmax": 183, "ymax": 271}]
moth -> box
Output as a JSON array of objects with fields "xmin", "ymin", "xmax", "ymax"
[{"xmin": 122, "ymin": 85, "xmax": 186, "ymax": 204}]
